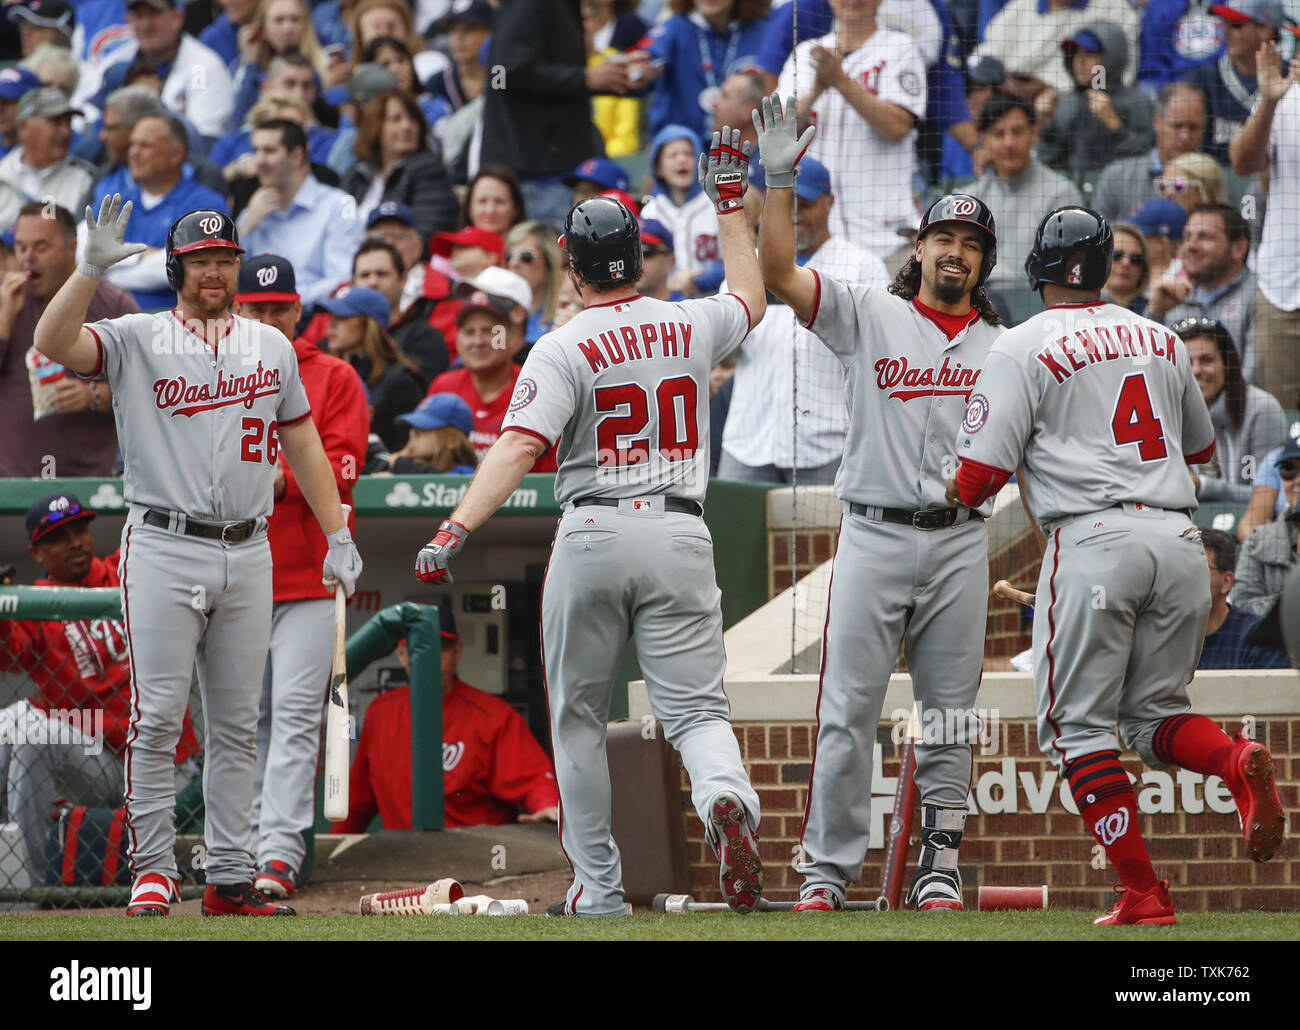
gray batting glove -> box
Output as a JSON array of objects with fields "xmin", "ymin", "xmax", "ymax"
[
  {"xmin": 696, "ymin": 126, "xmax": 751, "ymax": 214},
  {"xmin": 323, "ymin": 526, "xmax": 362, "ymax": 597},
  {"xmin": 415, "ymin": 519, "xmax": 469, "ymax": 586},
  {"xmin": 80, "ymin": 195, "xmax": 148, "ymax": 279},
  {"xmin": 751, "ymin": 93, "xmax": 816, "ymax": 190}
]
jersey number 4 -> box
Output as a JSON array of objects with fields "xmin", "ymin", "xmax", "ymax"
[
  {"xmin": 240, "ymin": 417, "xmax": 280, "ymax": 465},
  {"xmin": 594, "ymin": 377, "xmax": 698, "ymax": 466},
  {"xmin": 1111, "ymin": 374, "xmax": 1167, "ymax": 462}
]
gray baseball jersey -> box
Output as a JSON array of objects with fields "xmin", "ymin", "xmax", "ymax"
[
  {"xmin": 501, "ymin": 294, "xmax": 750, "ymax": 503},
  {"xmin": 502, "ymin": 289, "xmax": 758, "ymax": 915},
  {"xmin": 85, "ymin": 311, "xmax": 311, "ymax": 520},
  {"xmin": 805, "ymin": 274, "xmax": 1001, "ymax": 512},
  {"xmin": 955, "ymin": 301, "xmax": 1216, "ymax": 526}
]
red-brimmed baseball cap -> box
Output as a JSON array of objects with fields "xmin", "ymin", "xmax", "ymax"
[
  {"xmin": 235, "ymin": 253, "xmax": 299, "ymax": 304},
  {"xmin": 27, "ymin": 492, "xmax": 95, "ymax": 544},
  {"xmin": 430, "ymin": 226, "xmax": 504, "ymax": 260},
  {"xmin": 598, "ymin": 188, "xmax": 641, "ymax": 217}
]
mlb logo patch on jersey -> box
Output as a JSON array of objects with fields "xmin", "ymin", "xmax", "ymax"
[
  {"xmin": 633, "ymin": 500, "xmax": 651, "ymax": 511},
  {"xmin": 961, "ymin": 393, "xmax": 990, "ymax": 434},
  {"xmin": 508, "ymin": 378, "xmax": 537, "ymax": 413}
]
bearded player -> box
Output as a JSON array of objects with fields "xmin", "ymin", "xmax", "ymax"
[
  {"xmin": 754, "ymin": 94, "xmax": 1003, "ymax": 913},
  {"xmin": 950, "ymin": 206, "xmax": 1286, "ymax": 926}
]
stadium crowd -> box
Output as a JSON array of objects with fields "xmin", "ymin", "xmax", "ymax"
[{"xmin": 0, "ymin": 0, "xmax": 1298, "ymax": 891}]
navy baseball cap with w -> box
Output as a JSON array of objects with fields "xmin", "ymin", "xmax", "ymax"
[
  {"xmin": 27, "ymin": 492, "xmax": 96, "ymax": 544},
  {"xmin": 236, "ymin": 253, "xmax": 299, "ymax": 303}
]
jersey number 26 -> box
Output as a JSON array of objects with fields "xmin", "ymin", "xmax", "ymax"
[
  {"xmin": 594, "ymin": 377, "xmax": 698, "ymax": 467},
  {"xmin": 240, "ymin": 417, "xmax": 281, "ymax": 465}
]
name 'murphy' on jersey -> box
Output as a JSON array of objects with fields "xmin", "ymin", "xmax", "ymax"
[{"xmin": 577, "ymin": 319, "xmax": 693, "ymax": 373}]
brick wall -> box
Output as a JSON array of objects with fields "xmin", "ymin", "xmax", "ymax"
[
  {"xmin": 766, "ymin": 523, "xmax": 1042, "ymax": 660},
  {"xmin": 680, "ymin": 717, "xmax": 1299, "ymax": 912}
]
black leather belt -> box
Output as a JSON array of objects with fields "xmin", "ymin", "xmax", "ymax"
[
  {"xmin": 572, "ymin": 496, "xmax": 704, "ymax": 517},
  {"xmin": 848, "ymin": 503, "xmax": 983, "ymax": 530},
  {"xmin": 144, "ymin": 509, "xmax": 261, "ymax": 543}
]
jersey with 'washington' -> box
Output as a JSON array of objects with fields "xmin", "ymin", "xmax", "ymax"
[
  {"xmin": 500, "ymin": 293, "xmax": 750, "ymax": 503},
  {"xmin": 82, "ymin": 310, "xmax": 311, "ymax": 521},
  {"xmin": 803, "ymin": 272, "xmax": 1002, "ymax": 511},
  {"xmin": 955, "ymin": 300, "xmax": 1215, "ymax": 525}
]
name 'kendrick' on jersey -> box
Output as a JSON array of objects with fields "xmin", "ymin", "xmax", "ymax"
[{"xmin": 1035, "ymin": 320, "xmax": 1181, "ymax": 385}]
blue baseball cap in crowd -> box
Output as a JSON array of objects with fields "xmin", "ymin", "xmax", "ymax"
[
  {"xmin": 397, "ymin": 392, "xmax": 474, "ymax": 434},
  {"xmin": 1130, "ymin": 197, "xmax": 1187, "ymax": 240},
  {"xmin": 564, "ymin": 157, "xmax": 630, "ymax": 193},
  {"xmin": 366, "ymin": 201, "xmax": 417, "ymax": 230},
  {"xmin": 8, "ymin": 0, "xmax": 75, "ymax": 35},
  {"xmin": 27, "ymin": 492, "xmax": 95, "ymax": 544},
  {"xmin": 1208, "ymin": 0, "xmax": 1283, "ymax": 28},
  {"xmin": 639, "ymin": 218, "xmax": 674, "ymax": 255},
  {"xmin": 795, "ymin": 158, "xmax": 833, "ymax": 202},
  {"xmin": 236, "ymin": 253, "xmax": 299, "ymax": 303},
  {"xmin": 1062, "ymin": 29, "xmax": 1105, "ymax": 53},
  {"xmin": 0, "ymin": 66, "xmax": 44, "ymax": 103},
  {"xmin": 432, "ymin": 0, "xmax": 493, "ymax": 34},
  {"xmin": 319, "ymin": 285, "xmax": 390, "ymax": 326}
]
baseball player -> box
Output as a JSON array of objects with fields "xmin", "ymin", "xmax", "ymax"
[
  {"xmin": 231, "ymin": 254, "xmax": 371, "ymax": 899},
  {"xmin": 753, "ymin": 94, "xmax": 1003, "ymax": 913},
  {"xmin": 413, "ymin": 132, "xmax": 767, "ymax": 917},
  {"xmin": 951, "ymin": 206, "xmax": 1286, "ymax": 926},
  {"xmin": 32, "ymin": 196, "xmax": 363, "ymax": 917}
]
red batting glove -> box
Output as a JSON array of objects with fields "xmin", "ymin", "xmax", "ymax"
[{"xmin": 414, "ymin": 519, "xmax": 469, "ymax": 585}]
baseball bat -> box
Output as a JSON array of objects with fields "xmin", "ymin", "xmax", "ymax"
[
  {"xmin": 993, "ymin": 579, "xmax": 1035, "ymax": 607},
  {"xmin": 323, "ymin": 504, "xmax": 352, "ymax": 822},
  {"xmin": 359, "ymin": 878, "xmax": 463, "ymax": 915},
  {"xmin": 651, "ymin": 893, "xmax": 888, "ymax": 913},
  {"xmin": 879, "ymin": 703, "xmax": 921, "ymax": 911}
]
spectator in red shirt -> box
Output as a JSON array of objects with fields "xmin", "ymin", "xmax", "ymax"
[
  {"xmin": 232, "ymin": 254, "xmax": 370, "ymax": 898},
  {"xmin": 0, "ymin": 493, "xmax": 200, "ymax": 881},
  {"xmin": 425, "ymin": 267, "xmax": 558, "ymax": 472},
  {"xmin": 330, "ymin": 601, "xmax": 559, "ymax": 831}
]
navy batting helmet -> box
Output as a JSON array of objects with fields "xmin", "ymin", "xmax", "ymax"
[
  {"xmin": 165, "ymin": 210, "xmax": 244, "ymax": 290},
  {"xmin": 560, "ymin": 196, "xmax": 642, "ymax": 287},
  {"xmin": 1025, "ymin": 206, "xmax": 1113, "ymax": 292},
  {"xmin": 917, "ymin": 194, "xmax": 998, "ymax": 288}
]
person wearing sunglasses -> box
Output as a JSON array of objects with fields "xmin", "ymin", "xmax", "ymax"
[
  {"xmin": 504, "ymin": 221, "xmax": 565, "ymax": 346},
  {"xmin": 1156, "ymin": 151, "xmax": 1229, "ymax": 214},
  {"xmin": 1100, "ymin": 221, "xmax": 1150, "ymax": 314},
  {"xmin": 1177, "ymin": 316, "xmax": 1285, "ymax": 506},
  {"xmin": 1232, "ymin": 438, "xmax": 1300, "ymax": 617}
]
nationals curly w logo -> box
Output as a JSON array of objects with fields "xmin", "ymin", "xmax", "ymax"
[
  {"xmin": 1094, "ymin": 807, "xmax": 1130, "ymax": 846},
  {"xmin": 198, "ymin": 215, "xmax": 223, "ymax": 235},
  {"xmin": 442, "ymin": 741, "xmax": 465, "ymax": 771},
  {"xmin": 256, "ymin": 266, "xmax": 279, "ymax": 286},
  {"xmin": 951, "ymin": 198, "xmax": 977, "ymax": 216}
]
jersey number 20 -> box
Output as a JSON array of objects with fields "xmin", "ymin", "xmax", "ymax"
[
  {"xmin": 1111, "ymin": 374, "xmax": 1167, "ymax": 462},
  {"xmin": 594, "ymin": 376, "xmax": 698, "ymax": 466}
]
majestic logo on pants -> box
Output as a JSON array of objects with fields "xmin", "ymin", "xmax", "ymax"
[{"xmin": 1094, "ymin": 807, "xmax": 1130, "ymax": 845}]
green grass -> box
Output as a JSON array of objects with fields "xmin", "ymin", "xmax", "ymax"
[{"xmin": 1, "ymin": 910, "xmax": 1296, "ymax": 941}]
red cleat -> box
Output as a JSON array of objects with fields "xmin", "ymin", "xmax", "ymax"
[
  {"xmin": 908, "ymin": 870, "xmax": 965, "ymax": 913},
  {"xmin": 792, "ymin": 887, "xmax": 842, "ymax": 912},
  {"xmin": 1227, "ymin": 734, "xmax": 1286, "ymax": 863},
  {"xmin": 127, "ymin": 872, "xmax": 180, "ymax": 917},
  {"xmin": 254, "ymin": 860, "xmax": 297, "ymax": 899},
  {"xmin": 202, "ymin": 883, "xmax": 296, "ymax": 916},
  {"xmin": 1093, "ymin": 879, "xmax": 1177, "ymax": 926},
  {"xmin": 706, "ymin": 792, "xmax": 763, "ymax": 913}
]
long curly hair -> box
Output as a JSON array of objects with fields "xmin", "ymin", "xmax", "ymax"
[{"xmin": 888, "ymin": 257, "xmax": 1002, "ymax": 326}]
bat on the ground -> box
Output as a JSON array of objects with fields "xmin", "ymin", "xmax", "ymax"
[
  {"xmin": 879, "ymin": 703, "xmax": 920, "ymax": 911},
  {"xmin": 993, "ymin": 579, "xmax": 1035, "ymax": 607},
  {"xmin": 652, "ymin": 893, "xmax": 887, "ymax": 913},
  {"xmin": 323, "ymin": 505, "xmax": 352, "ymax": 822}
]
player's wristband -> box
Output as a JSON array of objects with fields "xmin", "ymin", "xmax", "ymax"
[
  {"xmin": 77, "ymin": 261, "xmax": 106, "ymax": 280},
  {"xmin": 763, "ymin": 169, "xmax": 796, "ymax": 189}
]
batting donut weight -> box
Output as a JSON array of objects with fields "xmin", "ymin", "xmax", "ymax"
[
  {"xmin": 651, "ymin": 893, "xmax": 889, "ymax": 913},
  {"xmin": 359, "ymin": 878, "xmax": 463, "ymax": 915}
]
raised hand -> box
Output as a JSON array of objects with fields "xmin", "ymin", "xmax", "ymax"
[
  {"xmin": 1256, "ymin": 40, "xmax": 1298, "ymax": 104},
  {"xmin": 80, "ymin": 195, "xmax": 147, "ymax": 279},
  {"xmin": 696, "ymin": 126, "xmax": 751, "ymax": 214},
  {"xmin": 750, "ymin": 93, "xmax": 816, "ymax": 190}
]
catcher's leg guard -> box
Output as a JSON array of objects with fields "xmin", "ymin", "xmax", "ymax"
[{"xmin": 906, "ymin": 802, "xmax": 966, "ymax": 912}]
